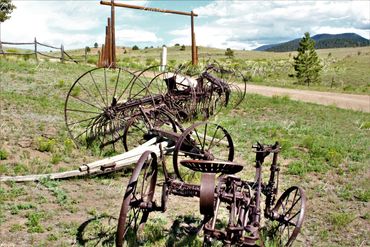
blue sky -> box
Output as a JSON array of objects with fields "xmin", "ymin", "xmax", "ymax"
[{"xmin": 2, "ymin": 1, "xmax": 369, "ymax": 51}]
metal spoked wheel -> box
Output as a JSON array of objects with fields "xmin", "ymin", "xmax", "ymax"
[
  {"xmin": 116, "ymin": 151, "xmax": 158, "ymax": 247},
  {"xmin": 173, "ymin": 122, "xmax": 234, "ymax": 183},
  {"xmin": 271, "ymin": 186, "xmax": 306, "ymax": 247},
  {"xmin": 122, "ymin": 109, "xmax": 182, "ymax": 152},
  {"xmin": 65, "ymin": 67, "xmax": 155, "ymax": 153},
  {"xmin": 202, "ymin": 63, "xmax": 247, "ymax": 116}
]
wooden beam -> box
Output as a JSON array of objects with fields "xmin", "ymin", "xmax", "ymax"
[{"xmin": 100, "ymin": 1, "xmax": 198, "ymax": 17}]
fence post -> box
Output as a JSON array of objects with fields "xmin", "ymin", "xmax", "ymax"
[
  {"xmin": 61, "ymin": 44, "xmax": 65, "ymax": 63},
  {"xmin": 84, "ymin": 47, "xmax": 87, "ymax": 63},
  {"xmin": 34, "ymin": 37, "xmax": 38, "ymax": 62}
]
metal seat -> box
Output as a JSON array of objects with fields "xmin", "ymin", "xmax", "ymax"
[{"xmin": 180, "ymin": 160, "xmax": 243, "ymax": 174}]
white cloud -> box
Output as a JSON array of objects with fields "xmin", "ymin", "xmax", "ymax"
[
  {"xmin": 170, "ymin": 0, "xmax": 370, "ymax": 49},
  {"xmin": 116, "ymin": 28, "xmax": 162, "ymax": 43},
  {"xmin": 1, "ymin": 0, "xmax": 150, "ymax": 50}
]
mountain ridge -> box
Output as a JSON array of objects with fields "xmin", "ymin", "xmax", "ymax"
[{"xmin": 254, "ymin": 33, "xmax": 370, "ymax": 52}]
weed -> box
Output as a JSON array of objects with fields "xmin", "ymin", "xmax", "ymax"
[
  {"xmin": 9, "ymin": 223, "xmax": 25, "ymax": 232},
  {"xmin": 51, "ymin": 153, "xmax": 62, "ymax": 164},
  {"xmin": 36, "ymin": 137, "xmax": 56, "ymax": 152},
  {"xmin": 40, "ymin": 178, "xmax": 68, "ymax": 205},
  {"xmin": 26, "ymin": 211, "xmax": 44, "ymax": 233},
  {"xmin": 328, "ymin": 212, "xmax": 354, "ymax": 230},
  {"xmin": 354, "ymin": 189, "xmax": 370, "ymax": 202},
  {"xmin": 0, "ymin": 149, "xmax": 8, "ymax": 160},
  {"xmin": 13, "ymin": 163, "xmax": 29, "ymax": 175},
  {"xmin": 10, "ymin": 203, "xmax": 36, "ymax": 215},
  {"xmin": 63, "ymin": 138, "xmax": 74, "ymax": 154},
  {"xmin": 47, "ymin": 233, "xmax": 58, "ymax": 241},
  {"xmin": 56, "ymin": 80, "xmax": 65, "ymax": 88}
]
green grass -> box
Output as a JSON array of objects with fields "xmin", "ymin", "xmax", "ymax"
[{"xmin": 0, "ymin": 54, "xmax": 369, "ymax": 246}]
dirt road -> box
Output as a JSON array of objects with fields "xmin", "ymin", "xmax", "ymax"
[{"xmin": 246, "ymin": 84, "xmax": 370, "ymax": 113}]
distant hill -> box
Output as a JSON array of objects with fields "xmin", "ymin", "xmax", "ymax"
[{"xmin": 255, "ymin": 33, "xmax": 370, "ymax": 52}]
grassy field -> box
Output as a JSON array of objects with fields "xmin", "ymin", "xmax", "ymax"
[
  {"xmin": 59, "ymin": 45, "xmax": 370, "ymax": 94},
  {"xmin": 0, "ymin": 56, "xmax": 369, "ymax": 246}
]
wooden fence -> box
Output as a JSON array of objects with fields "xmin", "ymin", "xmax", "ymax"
[{"xmin": 0, "ymin": 37, "xmax": 79, "ymax": 63}]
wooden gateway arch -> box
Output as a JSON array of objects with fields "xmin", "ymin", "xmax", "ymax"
[{"xmin": 98, "ymin": 0, "xmax": 198, "ymax": 68}]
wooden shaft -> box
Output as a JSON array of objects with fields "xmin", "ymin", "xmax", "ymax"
[
  {"xmin": 111, "ymin": 0, "xmax": 116, "ymax": 68},
  {"xmin": 100, "ymin": 0, "xmax": 198, "ymax": 16},
  {"xmin": 191, "ymin": 12, "xmax": 197, "ymax": 65},
  {"xmin": 107, "ymin": 17, "xmax": 111, "ymax": 66}
]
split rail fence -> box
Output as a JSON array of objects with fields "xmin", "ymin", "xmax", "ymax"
[{"xmin": 0, "ymin": 37, "xmax": 79, "ymax": 63}]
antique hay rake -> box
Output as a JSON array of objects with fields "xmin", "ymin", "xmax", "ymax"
[{"xmin": 64, "ymin": 64, "xmax": 246, "ymax": 153}]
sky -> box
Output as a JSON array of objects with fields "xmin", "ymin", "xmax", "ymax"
[{"xmin": 1, "ymin": 0, "xmax": 369, "ymax": 51}]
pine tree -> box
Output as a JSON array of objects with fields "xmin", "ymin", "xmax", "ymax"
[
  {"xmin": 293, "ymin": 32, "xmax": 322, "ymax": 86},
  {"xmin": 0, "ymin": 0, "xmax": 16, "ymax": 51}
]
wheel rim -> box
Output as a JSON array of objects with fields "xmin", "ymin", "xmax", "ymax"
[
  {"xmin": 271, "ymin": 186, "xmax": 306, "ymax": 247},
  {"xmin": 116, "ymin": 151, "xmax": 158, "ymax": 247},
  {"xmin": 173, "ymin": 122, "xmax": 234, "ymax": 183},
  {"xmin": 65, "ymin": 67, "xmax": 139, "ymax": 153},
  {"xmin": 122, "ymin": 110, "xmax": 181, "ymax": 152}
]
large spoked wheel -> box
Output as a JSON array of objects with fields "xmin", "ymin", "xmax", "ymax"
[
  {"xmin": 201, "ymin": 64, "xmax": 247, "ymax": 117},
  {"xmin": 116, "ymin": 151, "xmax": 158, "ymax": 247},
  {"xmin": 271, "ymin": 186, "xmax": 306, "ymax": 247},
  {"xmin": 65, "ymin": 67, "xmax": 154, "ymax": 153},
  {"xmin": 122, "ymin": 110, "xmax": 182, "ymax": 152},
  {"xmin": 173, "ymin": 122, "xmax": 234, "ymax": 183}
]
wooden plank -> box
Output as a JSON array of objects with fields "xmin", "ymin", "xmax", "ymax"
[
  {"xmin": 0, "ymin": 139, "xmax": 169, "ymax": 182},
  {"xmin": 100, "ymin": 1, "xmax": 198, "ymax": 16}
]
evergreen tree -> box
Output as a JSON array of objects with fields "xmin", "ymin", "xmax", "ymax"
[
  {"xmin": 225, "ymin": 48, "xmax": 234, "ymax": 58},
  {"xmin": 0, "ymin": 0, "xmax": 16, "ymax": 50},
  {"xmin": 293, "ymin": 32, "xmax": 322, "ymax": 86},
  {"xmin": 94, "ymin": 42, "xmax": 98, "ymax": 48}
]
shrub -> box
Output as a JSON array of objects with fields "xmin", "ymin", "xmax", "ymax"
[
  {"xmin": 225, "ymin": 48, "xmax": 234, "ymax": 58},
  {"xmin": 36, "ymin": 137, "xmax": 56, "ymax": 152},
  {"xmin": 180, "ymin": 45, "xmax": 186, "ymax": 51},
  {"xmin": 0, "ymin": 149, "xmax": 8, "ymax": 160},
  {"xmin": 132, "ymin": 45, "xmax": 139, "ymax": 50}
]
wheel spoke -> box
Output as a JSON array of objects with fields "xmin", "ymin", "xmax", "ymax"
[
  {"xmin": 77, "ymin": 80, "xmax": 105, "ymax": 109},
  {"xmin": 104, "ymin": 68, "xmax": 109, "ymax": 106},
  {"xmin": 66, "ymin": 108, "xmax": 101, "ymax": 115},
  {"xmin": 112, "ymin": 68, "xmax": 121, "ymax": 103},
  {"xmin": 70, "ymin": 94, "xmax": 103, "ymax": 111},
  {"xmin": 89, "ymin": 71, "xmax": 108, "ymax": 107}
]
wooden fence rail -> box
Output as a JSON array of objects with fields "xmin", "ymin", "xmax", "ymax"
[{"xmin": 0, "ymin": 37, "xmax": 79, "ymax": 64}]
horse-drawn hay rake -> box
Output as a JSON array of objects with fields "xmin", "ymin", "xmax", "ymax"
[
  {"xmin": 64, "ymin": 64, "xmax": 246, "ymax": 153},
  {"xmin": 63, "ymin": 64, "xmax": 306, "ymax": 246}
]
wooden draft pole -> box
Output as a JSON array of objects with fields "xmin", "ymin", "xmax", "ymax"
[{"xmin": 100, "ymin": 0, "xmax": 198, "ymax": 65}]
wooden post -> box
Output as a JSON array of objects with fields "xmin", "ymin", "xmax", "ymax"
[
  {"xmin": 191, "ymin": 11, "xmax": 197, "ymax": 65},
  {"xmin": 101, "ymin": 44, "xmax": 105, "ymax": 66},
  {"xmin": 107, "ymin": 18, "xmax": 112, "ymax": 67},
  {"xmin": 34, "ymin": 37, "xmax": 38, "ymax": 62},
  {"xmin": 97, "ymin": 50, "xmax": 101, "ymax": 67},
  {"xmin": 111, "ymin": 0, "xmax": 116, "ymax": 68},
  {"xmin": 84, "ymin": 47, "xmax": 87, "ymax": 63},
  {"xmin": 61, "ymin": 44, "xmax": 65, "ymax": 63}
]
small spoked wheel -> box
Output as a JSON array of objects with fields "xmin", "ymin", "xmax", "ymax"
[
  {"xmin": 122, "ymin": 110, "xmax": 181, "ymax": 152},
  {"xmin": 271, "ymin": 186, "xmax": 306, "ymax": 247},
  {"xmin": 173, "ymin": 122, "xmax": 234, "ymax": 183},
  {"xmin": 116, "ymin": 151, "xmax": 158, "ymax": 247}
]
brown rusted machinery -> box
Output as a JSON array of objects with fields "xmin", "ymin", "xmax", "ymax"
[
  {"xmin": 64, "ymin": 64, "xmax": 246, "ymax": 153},
  {"xmin": 115, "ymin": 115, "xmax": 307, "ymax": 246}
]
